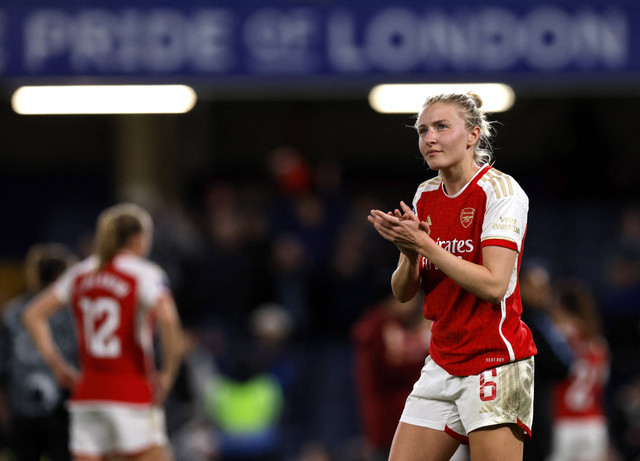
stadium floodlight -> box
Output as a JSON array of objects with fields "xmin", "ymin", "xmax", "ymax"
[
  {"xmin": 11, "ymin": 84, "xmax": 198, "ymax": 115},
  {"xmin": 369, "ymin": 83, "xmax": 515, "ymax": 114}
]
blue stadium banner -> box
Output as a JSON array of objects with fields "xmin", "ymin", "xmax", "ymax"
[{"xmin": 0, "ymin": 1, "xmax": 637, "ymax": 85}]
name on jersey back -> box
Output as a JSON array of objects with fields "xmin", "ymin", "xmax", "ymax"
[{"xmin": 79, "ymin": 273, "xmax": 131, "ymax": 298}]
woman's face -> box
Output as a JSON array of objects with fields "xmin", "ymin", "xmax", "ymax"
[{"xmin": 416, "ymin": 102, "xmax": 478, "ymax": 171}]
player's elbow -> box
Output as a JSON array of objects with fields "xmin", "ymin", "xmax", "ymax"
[
  {"xmin": 393, "ymin": 290, "xmax": 415, "ymax": 304},
  {"xmin": 392, "ymin": 283, "xmax": 419, "ymax": 303},
  {"xmin": 22, "ymin": 306, "xmax": 37, "ymax": 329},
  {"xmin": 480, "ymin": 284, "xmax": 509, "ymax": 305},
  {"xmin": 391, "ymin": 274, "xmax": 420, "ymax": 303},
  {"xmin": 483, "ymin": 294, "xmax": 504, "ymax": 305}
]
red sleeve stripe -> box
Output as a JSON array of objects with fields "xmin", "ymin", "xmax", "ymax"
[{"xmin": 481, "ymin": 238, "xmax": 518, "ymax": 251}]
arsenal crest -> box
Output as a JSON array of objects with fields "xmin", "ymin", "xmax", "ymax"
[{"xmin": 460, "ymin": 208, "xmax": 475, "ymax": 228}]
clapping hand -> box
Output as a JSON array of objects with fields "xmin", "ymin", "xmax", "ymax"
[{"xmin": 368, "ymin": 201, "xmax": 431, "ymax": 258}]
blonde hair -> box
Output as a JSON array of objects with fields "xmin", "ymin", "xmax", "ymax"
[
  {"xmin": 417, "ymin": 92, "xmax": 495, "ymax": 166},
  {"xmin": 94, "ymin": 203, "xmax": 152, "ymax": 269}
]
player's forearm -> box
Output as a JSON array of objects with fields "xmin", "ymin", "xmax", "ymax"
[
  {"xmin": 391, "ymin": 253, "xmax": 422, "ymax": 302},
  {"xmin": 417, "ymin": 240, "xmax": 509, "ymax": 304},
  {"xmin": 23, "ymin": 309, "xmax": 67, "ymax": 372},
  {"xmin": 156, "ymin": 296, "xmax": 184, "ymax": 386},
  {"xmin": 160, "ymin": 323, "xmax": 183, "ymax": 385}
]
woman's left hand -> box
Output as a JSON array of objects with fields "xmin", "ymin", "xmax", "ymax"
[{"xmin": 152, "ymin": 371, "xmax": 173, "ymax": 405}]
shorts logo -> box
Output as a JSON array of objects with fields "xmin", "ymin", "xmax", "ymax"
[{"xmin": 460, "ymin": 208, "xmax": 475, "ymax": 228}]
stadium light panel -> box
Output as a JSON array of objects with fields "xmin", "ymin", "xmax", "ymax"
[
  {"xmin": 11, "ymin": 85, "xmax": 197, "ymax": 115},
  {"xmin": 369, "ymin": 83, "xmax": 515, "ymax": 113}
]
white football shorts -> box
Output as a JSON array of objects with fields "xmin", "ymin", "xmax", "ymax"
[
  {"xmin": 549, "ymin": 417, "xmax": 609, "ymax": 461},
  {"xmin": 68, "ymin": 403, "xmax": 168, "ymax": 457},
  {"xmin": 400, "ymin": 356, "xmax": 535, "ymax": 444}
]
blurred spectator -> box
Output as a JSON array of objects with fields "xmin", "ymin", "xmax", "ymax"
[
  {"xmin": 548, "ymin": 277, "xmax": 611, "ymax": 461},
  {"xmin": 293, "ymin": 441, "xmax": 332, "ymax": 461},
  {"xmin": 150, "ymin": 198, "xmax": 206, "ymax": 302},
  {"xmin": 601, "ymin": 206, "xmax": 640, "ymax": 388},
  {"xmin": 248, "ymin": 303, "xmax": 296, "ymax": 395},
  {"xmin": 267, "ymin": 146, "xmax": 312, "ymax": 198},
  {"xmin": 249, "ymin": 303, "xmax": 304, "ymax": 459},
  {"xmin": 201, "ymin": 304, "xmax": 294, "ymax": 461},
  {"xmin": 351, "ymin": 292, "xmax": 429, "ymax": 461},
  {"xmin": 598, "ymin": 206, "xmax": 640, "ymax": 459},
  {"xmin": 309, "ymin": 223, "xmax": 378, "ymax": 339},
  {"xmin": 170, "ymin": 330, "xmax": 221, "ymax": 461},
  {"xmin": 266, "ymin": 148, "xmax": 343, "ymax": 272},
  {"xmin": 519, "ymin": 262, "xmax": 575, "ymax": 461},
  {"xmin": 180, "ymin": 182, "xmax": 271, "ymax": 337},
  {"xmin": 302, "ymin": 222, "xmax": 378, "ymax": 455},
  {"xmin": 172, "ymin": 304, "xmax": 299, "ymax": 461},
  {"xmin": 0, "ymin": 243, "xmax": 77, "ymax": 461},
  {"xmin": 269, "ymin": 232, "xmax": 310, "ymax": 329},
  {"xmin": 613, "ymin": 377, "xmax": 640, "ymax": 461}
]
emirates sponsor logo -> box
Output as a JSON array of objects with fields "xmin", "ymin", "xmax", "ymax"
[
  {"xmin": 421, "ymin": 237, "xmax": 475, "ymax": 270},
  {"xmin": 460, "ymin": 208, "xmax": 475, "ymax": 228}
]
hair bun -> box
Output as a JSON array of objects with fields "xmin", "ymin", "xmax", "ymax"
[{"xmin": 467, "ymin": 92, "xmax": 483, "ymax": 109}]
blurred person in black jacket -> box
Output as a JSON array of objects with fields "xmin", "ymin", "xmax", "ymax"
[{"xmin": 0, "ymin": 244, "xmax": 77, "ymax": 461}]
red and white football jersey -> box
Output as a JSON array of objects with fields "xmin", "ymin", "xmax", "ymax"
[
  {"xmin": 53, "ymin": 252, "xmax": 170, "ymax": 405},
  {"xmin": 413, "ymin": 164, "xmax": 537, "ymax": 376},
  {"xmin": 553, "ymin": 328, "xmax": 609, "ymax": 420}
]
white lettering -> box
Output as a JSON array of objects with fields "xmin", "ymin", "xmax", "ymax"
[
  {"xmin": 189, "ymin": 9, "xmax": 235, "ymax": 71},
  {"xmin": 80, "ymin": 273, "xmax": 131, "ymax": 298},
  {"xmin": 365, "ymin": 8, "xmax": 418, "ymax": 71},
  {"xmin": 23, "ymin": 8, "xmax": 237, "ymax": 74},
  {"xmin": 435, "ymin": 238, "xmax": 475, "ymax": 255},
  {"xmin": 145, "ymin": 9, "xmax": 186, "ymax": 72},
  {"xmin": 20, "ymin": 6, "xmax": 630, "ymax": 75},
  {"xmin": 70, "ymin": 9, "xmax": 117, "ymax": 72},
  {"xmin": 243, "ymin": 8, "xmax": 319, "ymax": 72},
  {"xmin": 327, "ymin": 10, "xmax": 366, "ymax": 71},
  {"xmin": 571, "ymin": 8, "xmax": 627, "ymax": 68},
  {"xmin": 0, "ymin": 12, "xmax": 7, "ymax": 73},
  {"xmin": 524, "ymin": 7, "xmax": 572, "ymax": 70},
  {"xmin": 476, "ymin": 8, "xmax": 521, "ymax": 70},
  {"xmin": 447, "ymin": 11, "xmax": 475, "ymax": 69},
  {"xmin": 24, "ymin": 9, "xmax": 70, "ymax": 71},
  {"xmin": 327, "ymin": 6, "xmax": 629, "ymax": 73},
  {"xmin": 417, "ymin": 10, "xmax": 448, "ymax": 70}
]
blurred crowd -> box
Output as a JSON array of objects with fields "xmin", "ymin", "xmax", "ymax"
[{"xmin": 2, "ymin": 147, "xmax": 640, "ymax": 461}]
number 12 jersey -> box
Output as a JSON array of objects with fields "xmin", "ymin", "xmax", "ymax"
[{"xmin": 53, "ymin": 252, "xmax": 170, "ymax": 405}]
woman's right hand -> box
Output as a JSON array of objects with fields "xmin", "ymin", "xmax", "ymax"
[
  {"xmin": 53, "ymin": 361, "xmax": 80, "ymax": 390},
  {"xmin": 370, "ymin": 201, "xmax": 430, "ymax": 259}
]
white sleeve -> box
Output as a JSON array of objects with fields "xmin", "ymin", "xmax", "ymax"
[
  {"xmin": 138, "ymin": 264, "xmax": 171, "ymax": 310},
  {"xmin": 481, "ymin": 182, "xmax": 528, "ymax": 252},
  {"xmin": 51, "ymin": 265, "xmax": 77, "ymax": 304},
  {"xmin": 52, "ymin": 257, "xmax": 97, "ymax": 303}
]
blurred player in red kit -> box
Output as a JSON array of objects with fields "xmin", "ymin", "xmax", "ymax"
[
  {"xmin": 352, "ymin": 292, "xmax": 430, "ymax": 461},
  {"xmin": 24, "ymin": 203, "xmax": 184, "ymax": 461},
  {"xmin": 368, "ymin": 92, "xmax": 537, "ymax": 461},
  {"xmin": 549, "ymin": 278, "xmax": 610, "ymax": 461}
]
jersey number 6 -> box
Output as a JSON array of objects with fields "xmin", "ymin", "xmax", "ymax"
[{"xmin": 479, "ymin": 368, "xmax": 498, "ymax": 402}]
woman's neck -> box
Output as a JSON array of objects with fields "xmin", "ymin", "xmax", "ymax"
[{"xmin": 441, "ymin": 162, "xmax": 481, "ymax": 196}]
